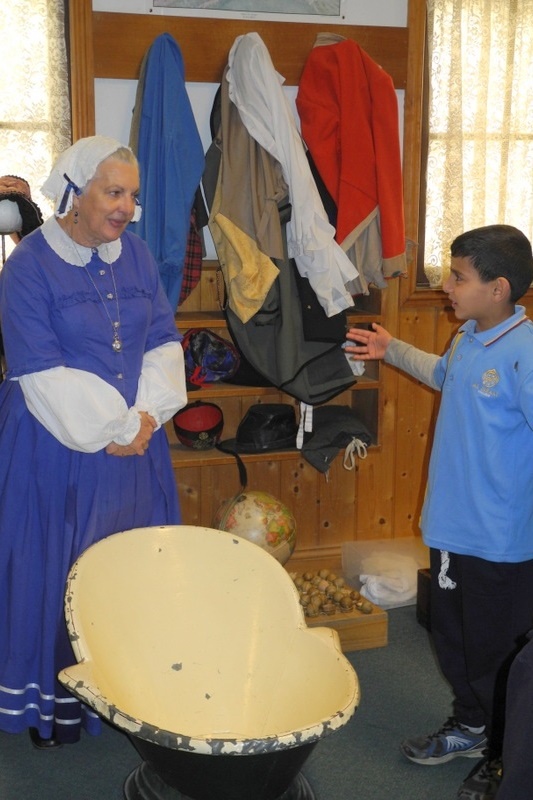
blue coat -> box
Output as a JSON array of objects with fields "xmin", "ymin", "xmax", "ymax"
[{"xmin": 130, "ymin": 32, "xmax": 205, "ymax": 311}]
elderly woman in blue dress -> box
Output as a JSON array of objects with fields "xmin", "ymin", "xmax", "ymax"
[{"xmin": 0, "ymin": 136, "xmax": 187, "ymax": 748}]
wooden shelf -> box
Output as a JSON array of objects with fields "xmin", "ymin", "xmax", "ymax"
[
  {"xmin": 170, "ymin": 444, "xmax": 303, "ymax": 469},
  {"xmin": 177, "ymin": 309, "xmax": 382, "ymax": 330},
  {"xmin": 177, "ymin": 311, "xmax": 228, "ymax": 329},
  {"xmin": 168, "ymin": 439, "xmax": 379, "ymax": 469},
  {"xmin": 181, "ymin": 373, "xmax": 380, "ymax": 400}
]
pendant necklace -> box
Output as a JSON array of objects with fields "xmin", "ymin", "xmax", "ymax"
[{"xmin": 72, "ymin": 240, "xmax": 123, "ymax": 353}]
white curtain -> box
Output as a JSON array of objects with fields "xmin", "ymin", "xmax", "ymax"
[
  {"xmin": 0, "ymin": 0, "xmax": 71, "ymax": 252},
  {"xmin": 424, "ymin": 0, "xmax": 533, "ymax": 285}
]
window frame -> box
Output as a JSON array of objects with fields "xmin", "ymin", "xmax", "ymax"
[{"xmin": 409, "ymin": 0, "xmax": 533, "ymax": 304}]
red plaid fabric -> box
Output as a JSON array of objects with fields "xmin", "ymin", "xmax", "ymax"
[{"xmin": 178, "ymin": 206, "xmax": 203, "ymax": 306}]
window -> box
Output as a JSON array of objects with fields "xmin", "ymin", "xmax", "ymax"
[
  {"xmin": 420, "ymin": 0, "xmax": 533, "ymax": 288},
  {"xmin": 0, "ymin": 0, "xmax": 71, "ymax": 260}
]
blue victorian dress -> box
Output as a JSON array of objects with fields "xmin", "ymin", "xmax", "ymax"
[{"xmin": 0, "ymin": 218, "xmax": 184, "ymax": 742}]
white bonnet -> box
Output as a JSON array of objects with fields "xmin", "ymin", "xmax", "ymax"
[{"xmin": 42, "ymin": 135, "xmax": 135, "ymax": 218}]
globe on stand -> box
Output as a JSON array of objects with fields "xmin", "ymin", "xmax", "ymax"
[{"xmin": 213, "ymin": 490, "xmax": 296, "ymax": 565}]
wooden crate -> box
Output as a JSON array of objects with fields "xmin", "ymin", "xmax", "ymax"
[
  {"xmin": 305, "ymin": 600, "xmax": 388, "ymax": 653},
  {"xmin": 286, "ymin": 567, "xmax": 388, "ymax": 652}
]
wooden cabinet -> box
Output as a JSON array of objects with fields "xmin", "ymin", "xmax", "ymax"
[
  {"xmin": 67, "ymin": 0, "xmax": 427, "ymax": 573},
  {"xmin": 168, "ymin": 260, "xmax": 385, "ymax": 572}
]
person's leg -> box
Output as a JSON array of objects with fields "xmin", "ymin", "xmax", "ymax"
[
  {"xmin": 460, "ymin": 556, "xmax": 533, "ymax": 755},
  {"xmin": 400, "ymin": 549, "xmax": 487, "ymax": 766},
  {"xmin": 430, "ymin": 549, "xmax": 486, "ymax": 728},
  {"xmin": 497, "ymin": 633, "xmax": 533, "ymax": 800},
  {"xmin": 455, "ymin": 557, "xmax": 533, "ymax": 800}
]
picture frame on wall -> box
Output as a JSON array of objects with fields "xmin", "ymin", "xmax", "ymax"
[{"xmin": 152, "ymin": 0, "xmax": 341, "ymax": 15}]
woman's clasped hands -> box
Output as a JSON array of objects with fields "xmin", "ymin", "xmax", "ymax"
[{"xmin": 106, "ymin": 411, "xmax": 157, "ymax": 456}]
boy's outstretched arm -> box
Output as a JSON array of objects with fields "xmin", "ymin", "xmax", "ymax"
[
  {"xmin": 345, "ymin": 322, "xmax": 393, "ymax": 360},
  {"xmin": 345, "ymin": 323, "xmax": 442, "ymax": 390}
]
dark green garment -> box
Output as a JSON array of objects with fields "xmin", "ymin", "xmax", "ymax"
[{"xmin": 203, "ymin": 83, "xmax": 356, "ymax": 405}]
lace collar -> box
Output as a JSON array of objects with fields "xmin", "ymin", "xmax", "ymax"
[{"xmin": 40, "ymin": 216, "xmax": 122, "ymax": 266}]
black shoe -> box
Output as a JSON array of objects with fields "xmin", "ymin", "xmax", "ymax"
[
  {"xmin": 456, "ymin": 755, "xmax": 503, "ymax": 799},
  {"xmin": 29, "ymin": 727, "xmax": 63, "ymax": 750}
]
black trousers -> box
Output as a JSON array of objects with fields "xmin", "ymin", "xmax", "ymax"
[
  {"xmin": 497, "ymin": 632, "xmax": 533, "ymax": 799},
  {"xmin": 429, "ymin": 548, "xmax": 533, "ymax": 756}
]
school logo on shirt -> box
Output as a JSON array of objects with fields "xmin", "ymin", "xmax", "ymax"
[
  {"xmin": 473, "ymin": 368, "xmax": 499, "ymax": 397},
  {"xmin": 482, "ymin": 369, "xmax": 499, "ymax": 388}
]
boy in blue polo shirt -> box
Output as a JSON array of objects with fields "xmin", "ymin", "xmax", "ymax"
[{"xmin": 345, "ymin": 225, "xmax": 533, "ymax": 800}]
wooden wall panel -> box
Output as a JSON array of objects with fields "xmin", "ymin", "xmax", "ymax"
[
  {"xmin": 318, "ymin": 459, "xmax": 357, "ymax": 542},
  {"xmin": 353, "ymin": 276, "xmax": 401, "ymax": 540},
  {"xmin": 393, "ymin": 307, "xmax": 438, "ymax": 535},
  {"xmin": 178, "ymin": 262, "xmax": 220, "ymax": 314},
  {"xmin": 68, "ymin": 0, "xmax": 95, "ymax": 139},
  {"xmin": 280, "ymin": 458, "xmax": 320, "ymax": 553},
  {"xmin": 353, "ymin": 448, "xmax": 390, "ymax": 538},
  {"xmin": 175, "ymin": 465, "xmax": 202, "ymax": 524}
]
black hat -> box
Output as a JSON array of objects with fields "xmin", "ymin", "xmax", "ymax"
[
  {"xmin": 215, "ymin": 404, "xmax": 298, "ymax": 493},
  {"xmin": 220, "ymin": 404, "xmax": 298, "ymax": 454},
  {"xmin": 0, "ymin": 177, "xmax": 43, "ymax": 238}
]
